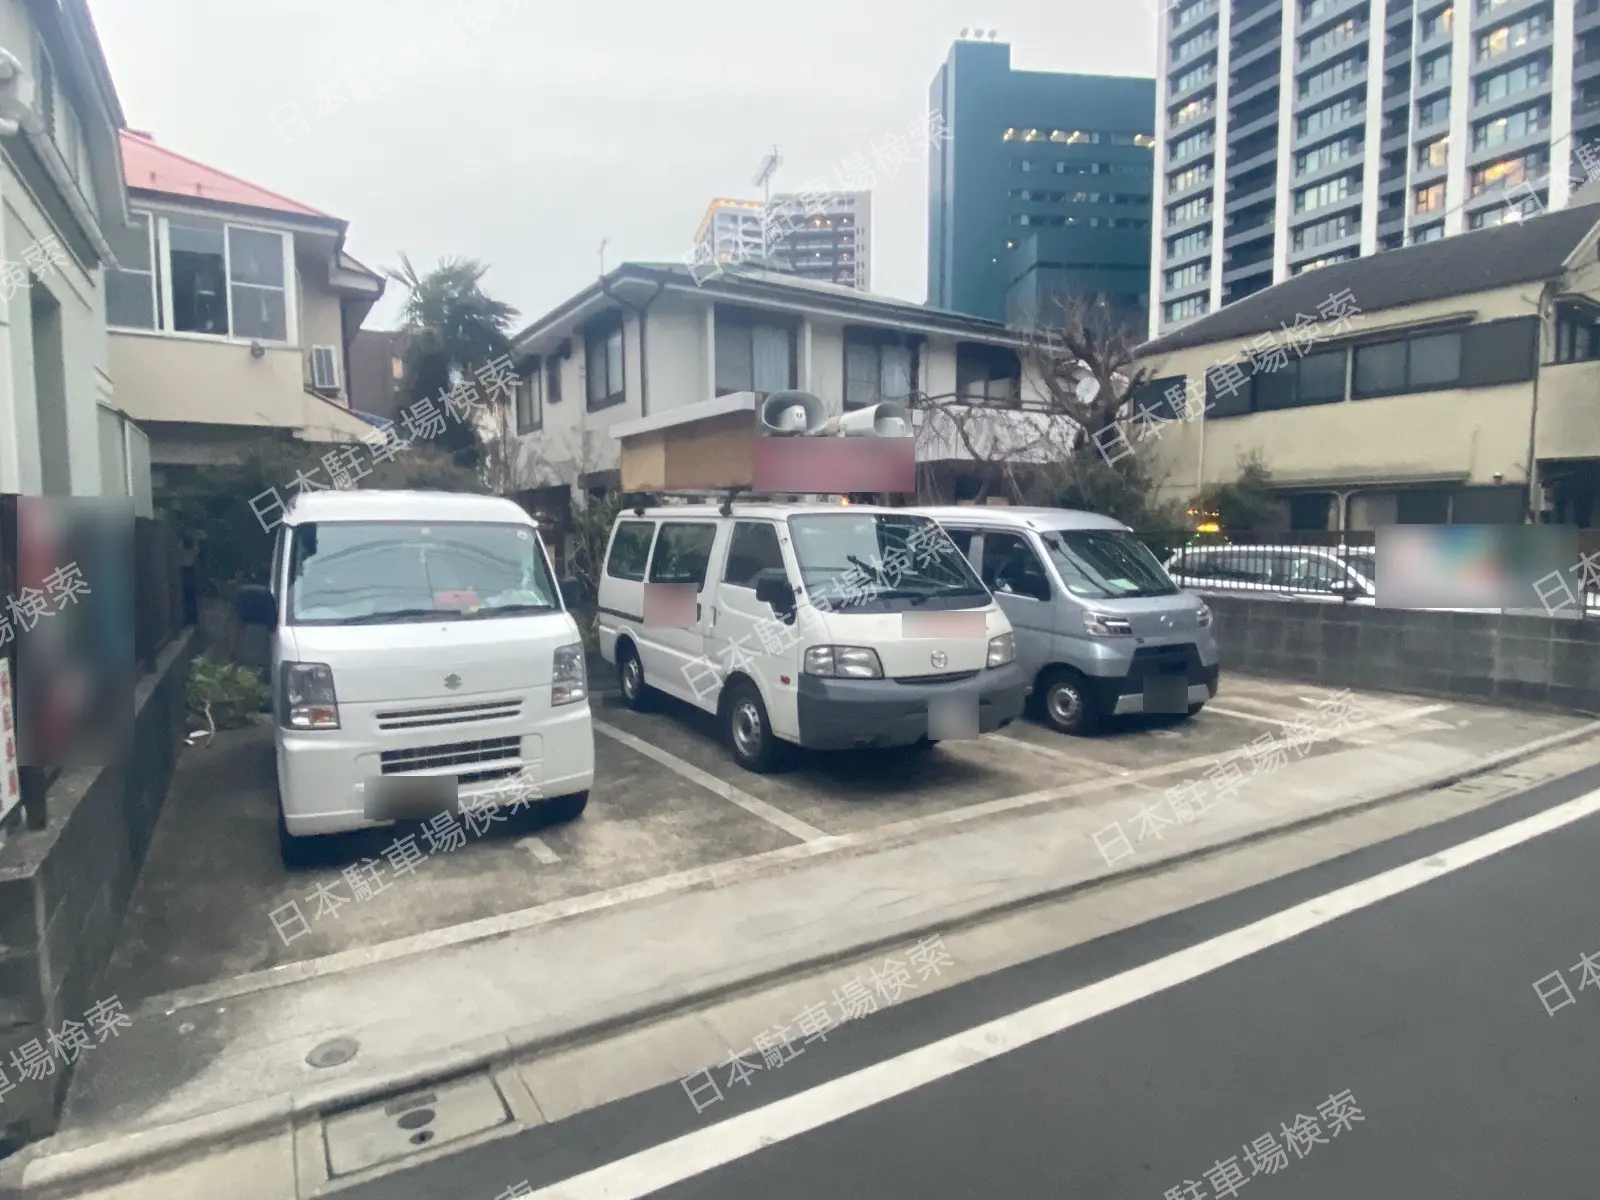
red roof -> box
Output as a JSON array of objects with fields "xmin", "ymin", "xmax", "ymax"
[{"xmin": 119, "ymin": 130, "xmax": 331, "ymax": 219}]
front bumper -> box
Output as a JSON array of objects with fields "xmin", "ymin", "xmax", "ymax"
[
  {"xmin": 278, "ymin": 696, "xmax": 595, "ymax": 837},
  {"xmin": 795, "ymin": 662, "xmax": 1028, "ymax": 751},
  {"xmin": 1083, "ymin": 642, "xmax": 1220, "ymax": 716}
]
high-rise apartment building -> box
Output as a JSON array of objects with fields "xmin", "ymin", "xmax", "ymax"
[
  {"xmin": 691, "ymin": 192, "xmax": 872, "ymax": 289},
  {"xmin": 927, "ymin": 38, "xmax": 1156, "ymax": 326},
  {"xmin": 1151, "ymin": 0, "xmax": 1599, "ymax": 340}
]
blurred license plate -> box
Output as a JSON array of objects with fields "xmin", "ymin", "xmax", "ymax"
[
  {"xmin": 1143, "ymin": 673, "xmax": 1188, "ymax": 715},
  {"xmin": 367, "ymin": 775, "xmax": 459, "ymax": 820},
  {"xmin": 929, "ymin": 694, "xmax": 978, "ymax": 740}
]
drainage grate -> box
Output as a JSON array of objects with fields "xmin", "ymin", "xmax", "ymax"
[
  {"xmin": 307, "ymin": 1038, "xmax": 359, "ymax": 1069},
  {"xmin": 322, "ymin": 1073, "xmax": 512, "ymax": 1177}
]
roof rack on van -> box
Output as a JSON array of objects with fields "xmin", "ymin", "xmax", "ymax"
[
  {"xmin": 625, "ymin": 487, "xmax": 753, "ymax": 517},
  {"xmin": 625, "ymin": 486, "xmax": 881, "ymax": 517}
]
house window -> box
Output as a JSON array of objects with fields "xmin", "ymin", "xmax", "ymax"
[
  {"xmin": 114, "ymin": 211, "xmax": 294, "ymax": 341},
  {"xmin": 584, "ymin": 312, "xmax": 625, "ymax": 409},
  {"xmin": 843, "ymin": 329, "xmax": 917, "ymax": 409},
  {"xmin": 228, "ymin": 227, "xmax": 289, "ymax": 340},
  {"xmin": 955, "ymin": 343, "xmax": 1022, "ymax": 403},
  {"xmin": 516, "ymin": 359, "xmax": 542, "ymax": 433},
  {"xmin": 546, "ymin": 354, "xmax": 563, "ymax": 404},
  {"xmin": 1554, "ymin": 306, "xmax": 1600, "ymax": 363},
  {"xmin": 713, "ymin": 307, "xmax": 795, "ymax": 395},
  {"xmin": 1351, "ymin": 331, "xmax": 1463, "ymax": 396},
  {"xmin": 107, "ymin": 212, "xmax": 157, "ymax": 329}
]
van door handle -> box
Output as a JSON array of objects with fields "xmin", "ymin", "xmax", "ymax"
[
  {"xmin": 708, "ymin": 606, "xmax": 717, "ymax": 628},
  {"xmin": 696, "ymin": 603, "xmax": 702, "ymax": 621}
]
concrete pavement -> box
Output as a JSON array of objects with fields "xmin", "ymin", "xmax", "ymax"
[{"xmin": 5, "ymin": 675, "xmax": 1599, "ymax": 1197}]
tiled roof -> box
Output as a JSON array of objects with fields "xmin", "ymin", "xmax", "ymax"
[
  {"xmin": 119, "ymin": 130, "xmax": 331, "ymax": 219},
  {"xmin": 1139, "ymin": 201, "xmax": 1600, "ymax": 357}
]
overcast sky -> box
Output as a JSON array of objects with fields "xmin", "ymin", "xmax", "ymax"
[{"xmin": 90, "ymin": 0, "xmax": 1156, "ymax": 331}]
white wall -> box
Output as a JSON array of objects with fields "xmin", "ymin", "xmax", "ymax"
[{"xmin": 0, "ymin": 169, "xmax": 108, "ymax": 496}]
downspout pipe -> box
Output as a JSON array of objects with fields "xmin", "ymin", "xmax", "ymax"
[{"xmin": 1524, "ymin": 279, "xmax": 1557, "ymax": 524}]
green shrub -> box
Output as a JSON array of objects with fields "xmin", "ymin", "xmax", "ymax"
[{"xmin": 186, "ymin": 652, "xmax": 272, "ymax": 731}]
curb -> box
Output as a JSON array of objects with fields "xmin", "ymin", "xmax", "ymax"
[{"xmin": 19, "ymin": 719, "xmax": 1600, "ymax": 1197}]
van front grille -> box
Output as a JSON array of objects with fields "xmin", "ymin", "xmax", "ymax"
[
  {"xmin": 380, "ymin": 736, "xmax": 521, "ymax": 776},
  {"xmin": 893, "ymin": 670, "xmax": 980, "ymax": 685},
  {"xmin": 376, "ymin": 699, "xmax": 523, "ymax": 732}
]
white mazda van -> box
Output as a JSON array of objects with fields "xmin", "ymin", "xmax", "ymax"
[
  {"xmin": 236, "ymin": 490, "xmax": 594, "ymax": 867},
  {"xmin": 596, "ymin": 500, "xmax": 1028, "ymax": 772}
]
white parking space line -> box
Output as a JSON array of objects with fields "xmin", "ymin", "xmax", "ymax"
[
  {"xmin": 520, "ymin": 836, "xmax": 561, "ymax": 865},
  {"xmin": 1204, "ymin": 704, "xmax": 1297, "ymax": 728},
  {"xmin": 593, "ymin": 720, "xmax": 829, "ymax": 844},
  {"xmin": 990, "ymin": 732, "xmax": 1131, "ymax": 776},
  {"xmin": 526, "ymin": 785, "xmax": 1600, "ymax": 1200}
]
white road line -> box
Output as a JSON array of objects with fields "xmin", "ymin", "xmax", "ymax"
[
  {"xmin": 520, "ymin": 837, "xmax": 561, "ymax": 865},
  {"xmin": 593, "ymin": 720, "xmax": 829, "ymax": 844},
  {"xmin": 528, "ymin": 785, "xmax": 1600, "ymax": 1200}
]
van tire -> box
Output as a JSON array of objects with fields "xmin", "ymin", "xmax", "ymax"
[
  {"xmin": 723, "ymin": 680, "xmax": 784, "ymax": 773},
  {"xmin": 1038, "ymin": 667, "xmax": 1103, "ymax": 736},
  {"xmin": 544, "ymin": 790, "xmax": 589, "ymax": 823},
  {"xmin": 616, "ymin": 644, "xmax": 654, "ymax": 711},
  {"xmin": 277, "ymin": 803, "xmax": 325, "ymax": 870}
]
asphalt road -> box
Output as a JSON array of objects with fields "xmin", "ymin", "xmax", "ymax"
[{"xmin": 340, "ymin": 757, "xmax": 1600, "ymax": 1200}]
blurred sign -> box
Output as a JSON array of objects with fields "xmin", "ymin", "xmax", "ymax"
[
  {"xmin": 752, "ymin": 437, "xmax": 916, "ymax": 495},
  {"xmin": 1375, "ymin": 525, "xmax": 1577, "ymax": 612},
  {"xmin": 0, "ymin": 659, "xmax": 17, "ymax": 827}
]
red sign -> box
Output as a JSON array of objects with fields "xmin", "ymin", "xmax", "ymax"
[{"xmin": 752, "ymin": 437, "xmax": 915, "ymax": 495}]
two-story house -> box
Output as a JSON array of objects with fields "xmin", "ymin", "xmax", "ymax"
[
  {"xmin": 103, "ymin": 130, "xmax": 383, "ymax": 491},
  {"xmin": 1132, "ymin": 201, "xmax": 1600, "ymax": 531},
  {"xmin": 505, "ymin": 262, "xmax": 1048, "ymax": 560},
  {"xmin": 0, "ymin": 0, "xmax": 146, "ymax": 508}
]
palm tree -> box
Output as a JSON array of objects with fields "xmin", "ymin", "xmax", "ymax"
[{"xmin": 386, "ymin": 255, "xmax": 520, "ymax": 467}]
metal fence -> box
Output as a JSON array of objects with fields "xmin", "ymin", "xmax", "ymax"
[
  {"xmin": 134, "ymin": 516, "xmax": 185, "ymax": 672},
  {"xmin": 1136, "ymin": 527, "xmax": 1599, "ymax": 616}
]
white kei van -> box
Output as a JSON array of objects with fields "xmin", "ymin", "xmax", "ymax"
[
  {"xmin": 596, "ymin": 502, "xmax": 1028, "ymax": 771},
  {"xmin": 236, "ymin": 490, "xmax": 595, "ymax": 867}
]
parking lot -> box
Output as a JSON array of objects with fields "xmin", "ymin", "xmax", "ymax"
[{"xmin": 100, "ymin": 669, "xmax": 1590, "ymax": 1015}]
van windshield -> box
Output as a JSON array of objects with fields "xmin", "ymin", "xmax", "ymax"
[
  {"xmin": 787, "ymin": 513, "xmax": 988, "ymax": 612},
  {"xmin": 1041, "ymin": 529, "xmax": 1179, "ymax": 599},
  {"xmin": 286, "ymin": 521, "xmax": 559, "ymax": 625}
]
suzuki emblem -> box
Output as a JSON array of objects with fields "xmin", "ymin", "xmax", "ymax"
[
  {"xmin": 930, "ymin": 650, "xmax": 948, "ymax": 669},
  {"xmin": 444, "ymin": 674, "xmax": 462, "ymax": 691}
]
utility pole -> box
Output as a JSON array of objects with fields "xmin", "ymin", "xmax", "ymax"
[{"xmin": 598, "ymin": 237, "xmax": 610, "ymax": 278}]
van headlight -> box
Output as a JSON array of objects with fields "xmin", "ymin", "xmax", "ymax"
[
  {"xmin": 987, "ymin": 633, "xmax": 1015, "ymax": 668},
  {"xmin": 1196, "ymin": 603, "xmax": 1213, "ymax": 629},
  {"xmin": 281, "ymin": 662, "xmax": 340, "ymax": 729},
  {"xmin": 552, "ymin": 642, "xmax": 587, "ymax": 706},
  {"xmin": 1085, "ymin": 612, "xmax": 1134, "ymax": 637},
  {"xmin": 804, "ymin": 645, "xmax": 884, "ymax": 679}
]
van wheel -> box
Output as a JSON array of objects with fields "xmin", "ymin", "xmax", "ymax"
[
  {"xmin": 724, "ymin": 681, "xmax": 784, "ymax": 773},
  {"xmin": 1186, "ymin": 702, "xmax": 1206, "ymax": 718},
  {"xmin": 544, "ymin": 790, "xmax": 588, "ymax": 823},
  {"xmin": 617, "ymin": 644, "xmax": 653, "ymax": 711},
  {"xmin": 1039, "ymin": 667, "xmax": 1102, "ymax": 736},
  {"xmin": 277, "ymin": 803, "xmax": 324, "ymax": 870}
]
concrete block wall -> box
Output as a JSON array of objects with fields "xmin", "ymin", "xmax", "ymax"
[
  {"xmin": 1208, "ymin": 597, "xmax": 1600, "ymax": 714},
  {"xmin": 0, "ymin": 630, "xmax": 193, "ymax": 1148}
]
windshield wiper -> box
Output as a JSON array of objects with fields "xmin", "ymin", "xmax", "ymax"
[
  {"xmin": 335, "ymin": 608, "xmax": 465, "ymax": 625},
  {"xmin": 847, "ymin": 553, "xmax": 889, "ymax": 583},
  {"xmin": 460, "ymin": 602, "xmax": 556, "ymax": 617}
]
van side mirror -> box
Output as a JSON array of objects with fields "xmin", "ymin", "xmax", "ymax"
[
  {"xmin": 558, "ymin": 576, "xmax": 585, "ymax": 609},
  {"xmin": 236, "ymin": 584, "xmax": 277, "ymax": 629},
  {"xmin": 753, "ymin": 568, "xmax": 795, "ymax": 615}
]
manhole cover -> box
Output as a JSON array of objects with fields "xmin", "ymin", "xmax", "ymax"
[{"xmin": 307, "ymin": 1038, "xmax": 360, "ymax": 1069}]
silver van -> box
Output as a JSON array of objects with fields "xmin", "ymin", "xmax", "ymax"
[{"xmin": 912, "ymin": 507, "xmax": 1220, "ymax": 735}]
